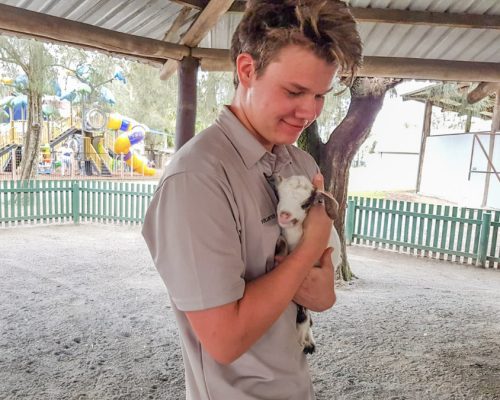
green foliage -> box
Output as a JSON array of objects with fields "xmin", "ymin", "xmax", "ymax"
[
  {"xmin": 0, "ymin": 37, "xmax": 55, "ymax": 97},
  {"xmin": 196, "ymin": 71, "xmax": 234, "ymax": 131},
  {"xmin": 113, "ymin": 61, "xmax": 178, "ymax": 132},
  {"xmin": 315, "ymin": 80, "xmax": 351, "ymax": 142}
]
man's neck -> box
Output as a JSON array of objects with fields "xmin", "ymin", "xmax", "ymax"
[{"xmin": 227, "ymin": 103, "xmax": 274, "ymax": 152}]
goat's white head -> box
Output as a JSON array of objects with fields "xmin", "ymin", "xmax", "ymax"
[{"xmin": 275, "ymin": 175, "xmax": 315, "ymax": 229}]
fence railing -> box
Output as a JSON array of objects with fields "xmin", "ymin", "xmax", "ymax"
[
  {"xmin": 345, "ymin": 197, "xmax": 499, "ymax": 268},
  {"xmin": 1, "ymin": 181, "xmax": 498, "ymax": 269},
  {"xmin": 1, "ymin": 147, "xmax": 161, "ymax": 181},
  {"xmin": 0, "ymin": 180, "xmax": 156, "ymax": 227}
]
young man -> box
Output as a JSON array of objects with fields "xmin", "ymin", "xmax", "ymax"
[{"xmin": 142, "ymin": 1, "xmax": 362, "ymax": 399}]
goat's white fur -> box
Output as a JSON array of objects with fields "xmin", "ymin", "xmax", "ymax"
[{"xmin": 275, "ymin": 175, "xmax": 341, "ymax": 354}]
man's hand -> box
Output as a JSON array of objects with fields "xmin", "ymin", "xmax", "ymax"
[
  {"xmin": 293, "ymin": 247, "xmax": 336, "ymax": 311},
  {"xmin": 298, "ymin": 173, "xmax": 333, "ymax": 262}
]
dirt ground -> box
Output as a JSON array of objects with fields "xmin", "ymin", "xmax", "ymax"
[{"xmin": 1, "ymin": 224, "xmax": 499, "ymax": 400}]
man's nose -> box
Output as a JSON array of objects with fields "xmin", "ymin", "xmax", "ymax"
[{"xmin": 296, "ymin": 97, "xmax": 317, "ymax": 122}]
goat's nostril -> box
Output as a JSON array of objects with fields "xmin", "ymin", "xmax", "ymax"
[{"xmin": 280, "ymin": 211, "xmax": 291, "ymax": 220}]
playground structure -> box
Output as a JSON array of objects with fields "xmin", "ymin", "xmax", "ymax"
[
  {"xmin": 0, "ymin": 69, "xmax": 159, "ymax": 179},
  {"xmin": 0, "ymin": 108, "xmax": 157, "ymax": 178}
]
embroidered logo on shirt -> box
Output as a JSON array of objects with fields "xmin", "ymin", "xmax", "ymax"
[{"xmin": 261, "ymin": 213, "xmax": 276, "ymax": 224}]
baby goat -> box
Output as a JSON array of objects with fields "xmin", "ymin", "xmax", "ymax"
[{"xmin": 273, "ymin": 175, "xmax": 341, "ymax": 354}]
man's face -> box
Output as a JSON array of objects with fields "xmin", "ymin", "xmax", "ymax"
[{"xmin": 239, "ymin": 45, "xmax": 338, "ymax": 151}]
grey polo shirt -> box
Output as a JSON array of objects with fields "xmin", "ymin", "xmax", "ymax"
[{"xmin": 142, "ymin": 106, "xmax": 319, "ymax": 400}]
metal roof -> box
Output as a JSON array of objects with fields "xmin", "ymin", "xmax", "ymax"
[
  {"xmin": 200, "ymin": 0, "xmax": 500, "ymax": 63},
  {"xmin": 0, "ymin": 0, "xmax": 499, "ymax": 79},
  {"xmin": 0, "ymin": 0, "xmax": 197, "ymax": 41},
  {"xmin": 402, "ymin": 82, "xmax": 496, "ymax": 119}
]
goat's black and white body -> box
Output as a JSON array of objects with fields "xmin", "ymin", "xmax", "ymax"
[{"xmin": 274, "ymin": 175, "xmax": 341, "ymax": 354}]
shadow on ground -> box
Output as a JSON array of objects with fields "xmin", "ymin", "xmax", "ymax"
[{"xmin": 1, "ymin": 225, "xmax": 499, "ymax": 400}]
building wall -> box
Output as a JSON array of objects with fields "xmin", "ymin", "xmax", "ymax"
[
  {"xmin": 349, "ymin": 152, "xmax": 419, "ymax": 192},
  {"xmin": 420, "ymin": 133, "xmax": 500, "ymax": 209}
]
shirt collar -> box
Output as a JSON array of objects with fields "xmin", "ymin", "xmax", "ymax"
[{"xmin": 217, "ymin": 106, "xmax": 292, "ymax": 173}]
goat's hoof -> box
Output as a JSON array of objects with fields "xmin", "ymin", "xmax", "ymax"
[{"xmin": 303, "ymin": 344, "xmax": 316, "ymax": 354}]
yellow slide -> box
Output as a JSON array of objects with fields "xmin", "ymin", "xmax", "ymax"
[{"xmin": 113, "ymin": 128, "xmax": 155, "ymax": 176}]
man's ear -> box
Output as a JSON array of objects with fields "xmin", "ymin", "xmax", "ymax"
[{"xmin": 236, "ymin": 53, "xmax": 256, "ymax": 88}]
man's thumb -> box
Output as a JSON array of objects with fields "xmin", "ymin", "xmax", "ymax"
[{"xmin": 321, "ymin": 247, "xmax": 334, "ymax": 261}]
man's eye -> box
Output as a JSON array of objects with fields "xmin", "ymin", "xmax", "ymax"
[{"xmin": 287, "ymin": 90, "xmax": 301, "ymax": 97}]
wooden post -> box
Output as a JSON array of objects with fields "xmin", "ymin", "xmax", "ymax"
[
  {"xmin": 477, "ymin": 212, "xmax": 491, "ymax": 267},
  {"xmin": 9, "ymin": 107, "xmax": 15, "ymax": 143},
  {"xmin": 72, "ymin": 182, "xmax": 80, "ymax": 224},
  {"xmin": 464, "ymin": 112, "xmax": 472, "ymax": 133},
  {"xmin": 416, "ymin": 100, "xmax": 433, "ymax": 193},
  {"xmin": 11, "ymin": 148, "xmax": 17, "ymax": 181},
  {"xmin": 481, "ymin": 89, "xmax": 500, "ymax": 207},
  {"xmin": 175, "ymin": 56, "xmax": 199, "ymax": 151},
  {"xmin": 346, "ymin": 199, "xmax": 356, "ymax": 245}
]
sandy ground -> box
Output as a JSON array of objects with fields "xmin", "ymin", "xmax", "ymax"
[{"xmin": 1, "ymin": 224, "xmax": 499, "ymax": 400}]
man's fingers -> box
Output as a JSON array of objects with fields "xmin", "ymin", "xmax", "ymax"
[
  {"xmin": 274, "ymin": 255, "xmax": 286, "ymax": 267},
  {"xmin": 312, "ymin": 172, "xmax": 325, "ymax": 191},
  {"xmin": 320, "ymin": 247, "xmax": 334, "ymax": 264}
]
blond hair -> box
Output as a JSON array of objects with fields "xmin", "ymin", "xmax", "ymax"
[{"xmin": 231, "ymin": 0, "xmax": 362, "ymax": 87}]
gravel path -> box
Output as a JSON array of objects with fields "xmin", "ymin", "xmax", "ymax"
[{"xmin": 1, "ymin": 224, "xmax": 499, "ymax": 400}]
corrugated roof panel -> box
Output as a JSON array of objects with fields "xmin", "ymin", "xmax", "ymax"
[
  {"xmin": 0, "ymin": 0, "xmax": 498, "ymax": 71},
  {"xmin": 459, "ymin": 0, "xmax": 499, "ymax": 14},
  {"xmin": 349, "ymin": 0, "xmax": 500, "ymax": 14},
  {"xmin": 373, "ymin": 25, "xmax": 410, "ymax": 57},
  {"xmin": 200, "ymin": 13, "xmax": 242, "ymax": 50},
  {"xmin": 110, "ymin": 2, "xmax": 174, "ymax": 34},
  {"xmin": 135, "ymin": 7, "xmax": 190, "ymax": 39},
  {"xmin": 363, "ymin": 23, "xmax": 398, "ymax": 56},
  {"xmin": 385, "ymin": 26, "xmax": 427, "ymax": 57},
  {"xmin": 0, "ymin": 0, "xmax": 187, "ymax": 41},
  {"xmin": 446, "ymin": 29, "xmax": 500, "ymax": 62},
  {"xmin": 426, "ymin": 28, "xmax": 468, "ymax": 59},
  {"xmin": 62, "ymin": 0, "xmax": 109, "ymax": 23}
]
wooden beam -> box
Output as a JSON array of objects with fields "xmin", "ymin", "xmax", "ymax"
[
  {"xmin": 159, "ymin": 0, "xmax": 234, "ymax": 80},
  {"xmin": 162, "ymin": 7, "xmax": 193, "ymax": 42},
  {"xmin": 361, "ymin": 57, "xmax": 500, "ymax": 83},
  {"xmin": 172, "ymin": 0, "xmax": 245, "ymax": 13},
  {"xmin": 0, "ymin": 3, "xmax": 188, "ymax": 65},
  {"xmin": 1, "ymin": 2, "xmax": 499, "ymax": 83},
  {"xmin": 350, "ymin": 7, "xmax": 500, "ymax": 30},
  {"xmin": 173, "ymin": 1, "xmax": 500, "ymax": 29},
  {"xmin": 198, "ymin": 51, "xmax": 500, "ymax": 83},
  {"xmin": 467, "ymin": 82, "xmax": 500, "ymax": 104}
]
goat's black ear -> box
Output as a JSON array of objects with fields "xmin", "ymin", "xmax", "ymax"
[
  {"xmin": 301, "ymin": 190, "xmax": 316, "ymax": 210},
  {"xmin": 315, "ymin": 191, "xmax": 339, "ymax": 221}
]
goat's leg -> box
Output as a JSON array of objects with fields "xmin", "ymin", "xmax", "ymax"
[{"xmin": 296, "ymin": 305, "xmax": 316, "ymax": 354}]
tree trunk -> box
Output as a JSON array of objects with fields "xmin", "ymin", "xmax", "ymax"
[
  {"xmin": 19, "ymin": 93, "xmax": 42, "ymax": 180},
  {"xmin": 18, "ymin": 42, "xmax": 46, "ymax": 181},
  {"xmin": 300, "ymin": 77, "xmax": 401, "ymax": 282}
]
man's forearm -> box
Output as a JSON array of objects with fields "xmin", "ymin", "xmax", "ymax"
[{"xmin": 186, "ymin": 246, "xmax": 316, "ymax": 364}]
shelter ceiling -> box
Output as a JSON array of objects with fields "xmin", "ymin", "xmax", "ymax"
[
  {"xmin": 0, "ymin": 0, "xmax": 499, "ymax": 82},
  {"xmin": 402, "ymin": 82, "xmax": 497, "ymax": 120}
]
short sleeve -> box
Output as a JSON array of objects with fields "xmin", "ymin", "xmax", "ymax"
[{"xmin": 142, "ymin": 171, "xmax": 245, "ymax": 311}]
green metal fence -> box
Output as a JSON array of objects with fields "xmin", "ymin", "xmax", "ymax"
[
  {"xmin": 0, "ymin": 180, "xmax": 155, "ymax": 227},
  {"xmin": 345, "ymin": 197, "xmax": 500, "ymax": 268},
  {"xmin": 1, "ymin": 181, "xmax": 498, "ymax": 269}
]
